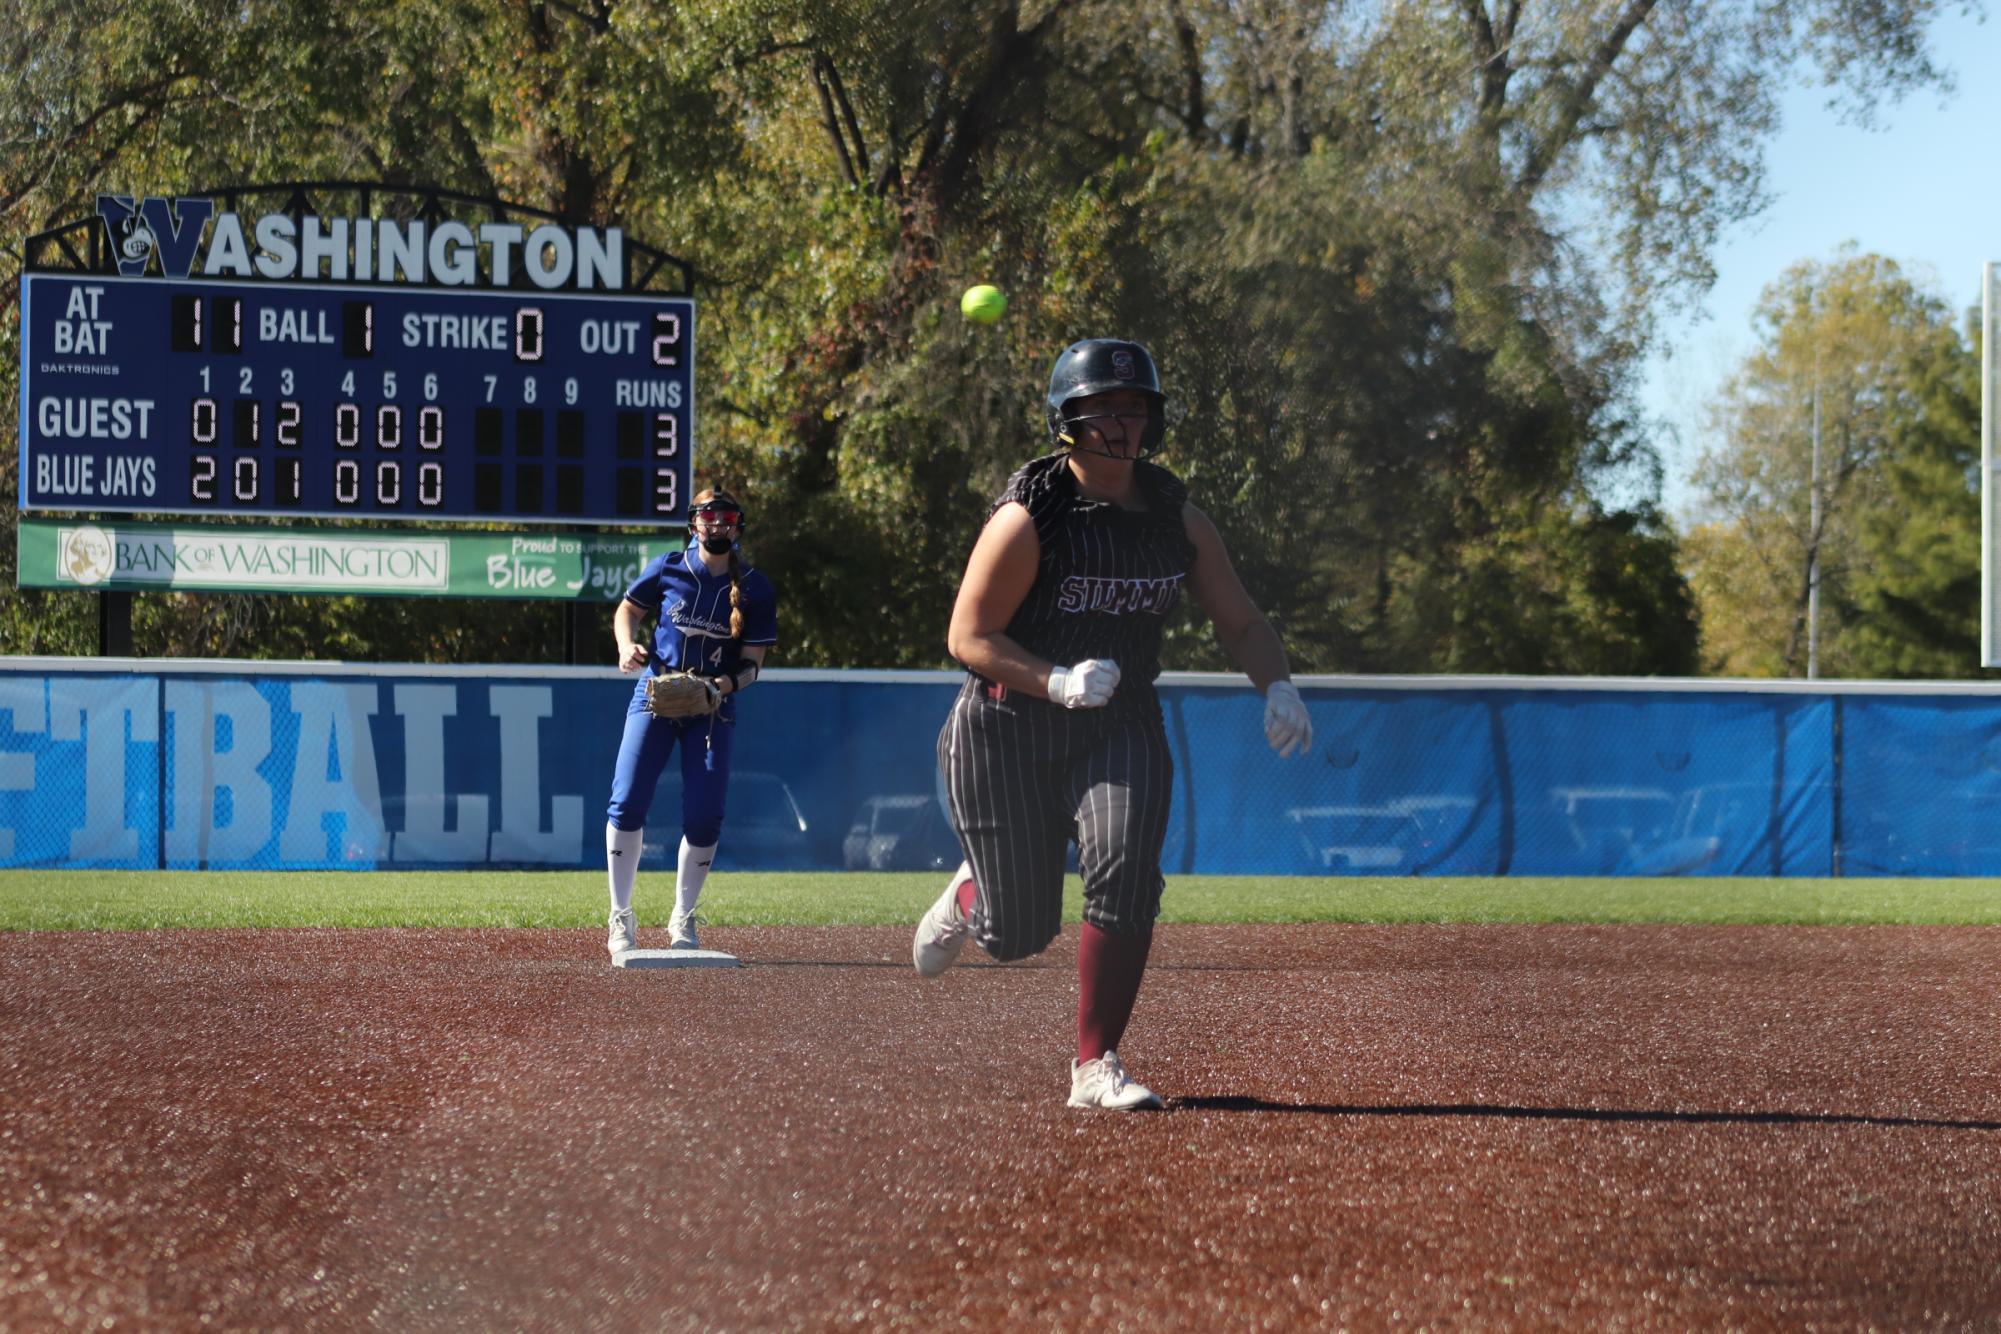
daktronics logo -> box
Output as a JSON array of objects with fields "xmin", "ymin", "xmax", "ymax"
[{"xmin": 93, "ymin": 194, "xmax": 627, "ymax": 290}]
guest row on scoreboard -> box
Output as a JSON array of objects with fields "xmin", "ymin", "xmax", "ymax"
[{"xmin": 32, "ymin": 395, "xmax": 683, "ymax": 455}]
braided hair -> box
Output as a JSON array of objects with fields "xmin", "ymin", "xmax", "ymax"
[{"xmin": 690, "ymin": 487, "xmax": 746, "ymax": 639}]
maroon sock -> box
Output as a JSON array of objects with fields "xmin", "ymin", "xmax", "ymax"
[
  {"xmin": 955, "ymin": 875, "xmax": 976, "ymax": 917},
  {"xmin": 1077, "ymin": 921, "xmax": 1153, "ymax": 1064}
]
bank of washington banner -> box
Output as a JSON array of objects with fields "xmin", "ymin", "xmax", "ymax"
[{"xmin": 18, "ymin": 518, "xmax": 679, "ymax": 600}]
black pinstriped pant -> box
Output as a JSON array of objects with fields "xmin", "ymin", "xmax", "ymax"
[{"xmin": 937, "ymin": 678, "xmax": 1174, "ymax": 962}]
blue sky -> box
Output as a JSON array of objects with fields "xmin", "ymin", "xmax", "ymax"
[{"xmin": 1641, "ymin": 5, "xmax": 1997, "ymax": 517}]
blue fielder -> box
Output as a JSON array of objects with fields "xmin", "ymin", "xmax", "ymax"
[{"xmin": 603, "ymin": 489, "xmax": 778, "ymax": 956}]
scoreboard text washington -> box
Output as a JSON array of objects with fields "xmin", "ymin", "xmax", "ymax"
[{"xmin": 20, "ymin": 274, "xmax": 695, "ymax": 526}]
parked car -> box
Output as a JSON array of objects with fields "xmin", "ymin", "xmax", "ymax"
[
  {"xmin": 1546, "ymin": 785, "xmax": 1677, "ymax": 873},
  {"xmin": 644, "ymin": 770, "xmax": 815, "ymax": 870},
  {"xmin": 843, "ymin": 793, "xmax": 958, "ymax": 871},
  {"xmin": 1283, "ymin": 795, "xmax": 1478, "ymax": 873},
  {"xmin": 1637, "ymin": 781, "xmax": 1769, "ymax": 875},
  {"xmin": 1284, "ymin": 803, "xmax": 1421, "ymax": 871}
]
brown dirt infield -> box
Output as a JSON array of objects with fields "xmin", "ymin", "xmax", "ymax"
[{"xmin": 3, "ymin": 923, "xmax": 2000, "ymax": 1331}]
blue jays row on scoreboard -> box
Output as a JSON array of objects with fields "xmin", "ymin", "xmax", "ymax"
[{"xmin": 19, "ymin": 273, "xmax": 694, "ymax": 526}]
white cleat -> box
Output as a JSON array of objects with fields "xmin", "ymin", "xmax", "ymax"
[
  {"xmin": 1068, "ymin": 1050, "xmax": 1163, "ymax": 1111},
  {"xmin": 911, "ymin": 868, "xmax": 973, "ymax": 976},
  {"xmin": 667, "ymin": 909, "xmax": 701, "ymax": 950},
  {"xmin": 607, "ymin": 907, "xmax": 637, "ymax": 958}
]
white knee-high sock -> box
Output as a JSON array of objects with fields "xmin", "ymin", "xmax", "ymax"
[
  {"xmin": 607, "ymin": 822, "xmax": 643, "ymax": 913},
  {"xmin": 676, "ymin": 837, "xmax": 716, "ymax": 918}
]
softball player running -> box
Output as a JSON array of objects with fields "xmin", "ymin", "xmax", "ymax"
[
  {"xmin": 914, "ymin": 338, "xmax": 1313, "ymax": 1110},
  {"xmin": 604, "ymin": 489, "xmax": 779, "ymax": 958}
]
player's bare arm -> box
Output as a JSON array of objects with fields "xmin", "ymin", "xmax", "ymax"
[
  {"xmin": 1184, "ymin": 502, "xmax": 1312, "ymax": 755},
  {"xmin": 1183, "ymin": 503, "xmax": 1292, "ymax": 688},
  {"xmin": 614, "ymin": 598, "xmax": 651, "ymax": 672},
  {"xmin": 945, "ymin": 501, "xmax": 1064, "ymax": 695}
]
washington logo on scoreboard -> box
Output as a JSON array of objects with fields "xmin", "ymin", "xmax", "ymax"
[
  {"xmin": 97, "ymin": 195, "xmax": 214, "ymax": 279},
  {"xmin": 92, "ymin": 193, "xmax": 627, "ymax": 292}
]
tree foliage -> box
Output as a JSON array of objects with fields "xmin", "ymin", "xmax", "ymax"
[
  {"xmin": 0, "ymin": 0, "xmax": 1973, "ymax": 672},
  {"xmin": 1688, "ymin": 249, "xmax": 1984, "ymax": 678},
  {"xmin": 1845, "ymin": 307, "xmax": 1984, "ymax": 678}
]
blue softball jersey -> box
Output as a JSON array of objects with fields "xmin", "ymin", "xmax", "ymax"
[{"xmin": 623, "ymin": 545, "xmax": 779, "ymax": 675}]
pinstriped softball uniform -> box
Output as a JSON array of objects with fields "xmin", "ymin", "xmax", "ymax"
[{"xmin": 939, "ymin": 453, "xmax": 1194, "ymax": 961}]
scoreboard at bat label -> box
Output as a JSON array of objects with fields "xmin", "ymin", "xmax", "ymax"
[{"xmin": 19, "ymin": 273, "xmax": 695, "ymax": 526}]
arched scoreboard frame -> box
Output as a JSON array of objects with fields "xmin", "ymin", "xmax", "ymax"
[{"xmin": 18, "ymin": 182, "xmax": 698, "ymax": 657}]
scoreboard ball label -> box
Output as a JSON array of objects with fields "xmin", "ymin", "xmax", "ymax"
[{"xmin": 19, "ymin": 274, "xmax": 695, "ymax": 526}]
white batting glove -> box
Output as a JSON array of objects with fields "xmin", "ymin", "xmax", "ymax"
[
  {"xmin": 1263, "ymin": 680, "xmax": 1312, "ymax": 758},
  {"xmin": 1047, "ymin": 658, "xmax": 1121, "ymax": 709}
]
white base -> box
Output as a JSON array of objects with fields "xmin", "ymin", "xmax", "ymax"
[{"xmin": 613, "ymin": 947, "xmax": 739, "ymax": 969}]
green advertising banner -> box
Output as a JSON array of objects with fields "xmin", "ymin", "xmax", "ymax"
[{"xmin": 16, "ymin": 519, "xmax": 683, "ymax": 601}]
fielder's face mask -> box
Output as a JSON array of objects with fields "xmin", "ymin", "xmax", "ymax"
[{"xmin": 689, "ymin": 497, "xmax": 744, "ymax": 553}]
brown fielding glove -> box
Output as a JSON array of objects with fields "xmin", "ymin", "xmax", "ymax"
[{"xmin": 645, "ymin": 670, "xmax": 723, "ymax": 719}]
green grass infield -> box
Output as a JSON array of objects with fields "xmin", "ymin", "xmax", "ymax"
[{"xmin": 1, "ymin": 870, "xmax": 1999, "ymax": 931}]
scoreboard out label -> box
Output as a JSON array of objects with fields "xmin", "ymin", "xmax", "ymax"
[{"xmin": 20, "ymin": 274, "xmax": 694, "ymax": 526}]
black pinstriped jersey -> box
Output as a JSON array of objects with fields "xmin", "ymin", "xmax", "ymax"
[{"xmin": 984, "ymin": 452, "xmax": 1196, "ymax": 700}]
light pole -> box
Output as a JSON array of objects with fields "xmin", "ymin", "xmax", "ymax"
[{"xmin": 1808, "ymin": 377, "xmax": 1820, "ymax": 680}]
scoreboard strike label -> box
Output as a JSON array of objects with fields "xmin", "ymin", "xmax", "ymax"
[{"xmin": 20, "ymin": 274, "xmax": 695, "ymax": 526}]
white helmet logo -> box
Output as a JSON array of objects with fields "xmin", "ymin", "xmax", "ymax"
[{"xmin": 1112, "ymin": 350, "xmax": 1137, "ymax": 381}]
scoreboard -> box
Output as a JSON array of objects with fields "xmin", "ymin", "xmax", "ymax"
[{"xmin": 19, "ymin": 274, "xmax": 694, "ymax": 526}]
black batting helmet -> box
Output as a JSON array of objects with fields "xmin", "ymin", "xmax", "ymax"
[{"xmin": 1044, "ymin": 339, "xmax": 1167, "ymax": 458}]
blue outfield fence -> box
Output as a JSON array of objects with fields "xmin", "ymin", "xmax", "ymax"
[{"xmin": 3, "ymin": 660, "xmax": 2001, "ymax": 876}]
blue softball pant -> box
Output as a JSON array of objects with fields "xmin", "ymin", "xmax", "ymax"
[{"xmin": 605, "ymin": 684, "xmax": 737, "ymax": 843}]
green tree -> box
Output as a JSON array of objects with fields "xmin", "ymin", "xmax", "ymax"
[
  {"xmin": 0, "ymin": 0, "xmax": 1971, "ymax": 673},
  {"xmin": 0, "ymin": 0, "xmax": 748, "ymax": 661},
  {"xmin": 1680, "ymin": 520, "xmax": 1790, "ymax": 677},
  {"xmin": 1844, "ymin": 308, "xmax": 1984, "ymax": 677},
  {"xmin": 736, "ymin": 0, "xmax": 1955, "ymax": 670},
  {"xmin": 1689, "ymin": 250, "xmax": 1974, "ymax": 677}
]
